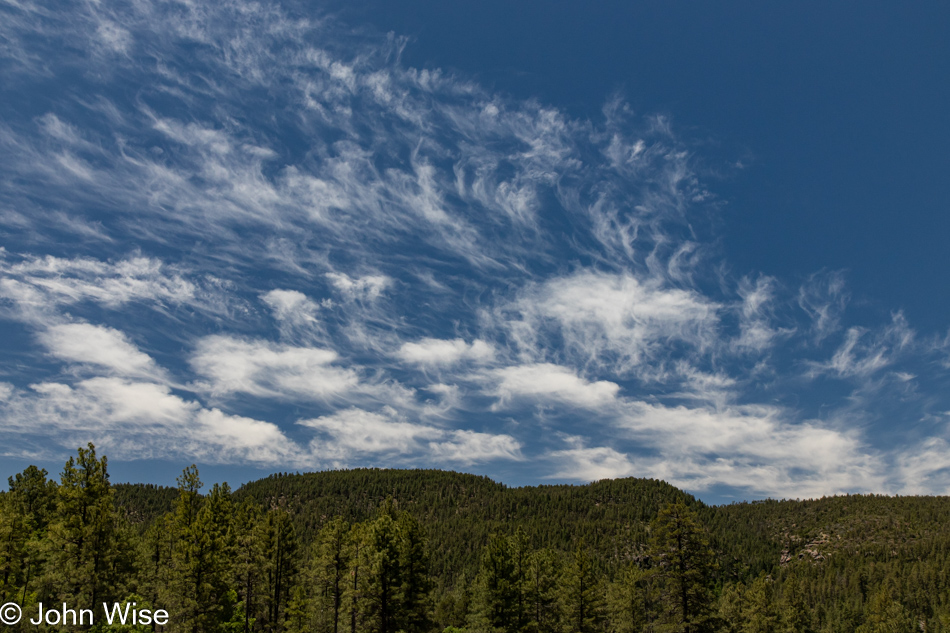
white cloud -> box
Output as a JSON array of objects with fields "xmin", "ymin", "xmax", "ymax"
[
  {"xmin": 604, "ymin": 401, "xmax": 878, "ymax": 497},
  {"xmin": 397, "ymin": 337, "xmax": 494, "ymax": 366},
  {"xmin": 301, "ymin": 407, "xmax": 442, "ymax": 456},
  {"xmin": 39, "ymin": 323, "xmax": 162, "ymax": 379},
  {"xmin": 1, "ymin": 0, "xmax": 948, "ymax": 500},
  {"xmin": 895, "ymin": 437, "xmax": 950, "ymax": 495},
  {"xmin": 326, "ymin": 272, "xmax": 391, "ymax": 300},
  {"xmin": 548, "ymin": 440, "xmax": 639, "ymax": 481},
  {"xmin": 0, "ymin": 378, "xmax": 297, "ymax": 464},
  {"xmin": 428, "ymin": 429, "xmax": 522, "ymax": 464},
  {"xmin": 190, "ymin": 336, "xmax": 358, "ymax": 400},
  {"xmin": 300, "ymin": 407, "xmax": 521, "ymax": 465},
  {"xmin": 548, "ymin": 403, "xmax": 880, "ymax": 498},
  {"xmin": 262, "ymin": 289, "xmax": 321, "ymax": 326},
  {"xmin": 0, "ymin": 255, "xmax": 196, "ymax": 318},
  {"xmin": 734, "ymin": 276, "xmax": 788, "ymax": 352},
  {"xmin": 490, "ymin": 363, "xmax": 620, "ymax": 409},
  {"xmin": 96, "ymin": 21, "xmax": 133, "ymax": 55},
  {"xmin": 798, "ymin": 271, "xmax": 848, "ymax": 343},
  {"xmin": 500, "ymin": 271, "xmax": 717, "ymax": 375},
  {"xmin": 809, "ymin": 313, "xmax": 914, "ymax": 380}
]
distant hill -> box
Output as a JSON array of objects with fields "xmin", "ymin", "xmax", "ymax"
[
  {"xmin": 231, "ymin": 469, "xmax": 703, "ymax": 580},
  {"xmin": 41, "ymin": 464, "xmax": 950, "ymax": 630},
  {"xmin": 111, "ymin": 468, "xmax": 950, "ymax": 587},
  {"xmin": 113, "ymin": 481, "xmax": 179, "ymax": 524}
]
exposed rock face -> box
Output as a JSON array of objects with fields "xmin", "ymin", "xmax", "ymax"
[{"xmin": 780, "ymin": 532, "xmax": 830, "ymax": 566}]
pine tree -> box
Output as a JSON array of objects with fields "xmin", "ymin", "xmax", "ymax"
[
  {"xmin": 139, "ymin": 513, "xmax": 175, "ymax": 620},
  {"xmin": 855, "ymin": 586, "xmax": 914, "ymax": 633},
  {"xmin": 261, "ymin": 508, "xmax": 297, "ymax": 633},
  {"xmin": 0, "ymin": 492, "xmax": 27, "ymax": 605},
  {"xmin": 396, "ymin": 511, "xmax": 433, "ymax": 633},
  {"xmin": 607, "ymin": 564, "xmax": 649, "ymax": 633},
  {"xmin": 648, "ymin": 502, "xmax": 717, "ymax": 633},
  {"xmin": 743, "ymin": 576, "xmax": 779, "ymax": 633},
  {"xmin": 469, "ymin": 533, "xmax": 526, "ymax": 633},
  {"xmin": 8, "ymin": 465, "xmax": 57, "ymax": 533},
  {"xmin": 232, "ymin": 501, "xmax": 266, "ymax": 633},
  {"xmin": 45, "ymin": 443, "xmax": 123, "ymax": 611},
  {"xmin": 344, "ymin": 521, "xmax": 369, "ymax": 633},
  {"xmin": 0, "ymin": 466, "xmax": 54, "ymax": 606},
  {"xmin": 778, "ymin": 576, "xmax": 812, "ymax": 633},
  {"xmin": 301, "ymin": 517, "xmax": 350, "ymax": 633},
  {"xmin": 361, "ymin": 510, "xmax": 402, "ymax": 633},
  {"xmin": 562, "ymin": 545, "xmax": 605, "ymax": 633},
  {"xmin": 528, "ymin": 549, "xmax": 563, "ymax": 633},
  {"xmin": 717, "ymin": 583, "xmax": 746, "ymax": 633},
  {"xmin": 166, "ymin": 469, "xmax": 236, "ymax": 633}
]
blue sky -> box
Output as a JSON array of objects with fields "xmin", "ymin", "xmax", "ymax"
[{"xmin": 1, "ymin": 0, "xmax": 949, "ymax": 503}]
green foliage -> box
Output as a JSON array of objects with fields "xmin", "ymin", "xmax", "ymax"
[
  {"xmin": 468, "ymin": 532, "xmax": 528, "ymax": 633},
  {"xmin": 46, "ymin": 443, "xmax": 125, "ymax": 609},
  {"xmin": 3, "ymin": 449, "xmax": 950, "ymax": 633},
  {"xmin": 607, "ymin": 564, "xmax": 650, "ymax": 633},
  {"xmin": 561, "ymin": 545, "xmax": 606, "ymax": 633},
  {"xmin": 648, "ymin": 502, "xmax": 718, "ymax": 633}
]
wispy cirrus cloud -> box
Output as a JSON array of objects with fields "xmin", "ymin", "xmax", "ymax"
[
  {"xmin": 190, "ymin": 336, "xmax": 359, "ymax": 401},
  {"xmin": 397, "ymin": 338, "xmax": 494, "ymax": 367},
  {"xmin": 0, "ymin": 377, "xmax": 298, "ymax": 464},
  {"xmin": 299, "ymin": 407, "xmax": 521, "ymax": 466},
  {"xmin": 39, "ymin": 323, "xmax": 165, "ymax": 381},
  {"xmin": 0, "ymin": 0, "xmax": 948, "ymax": 500},
  {"xmin": 0, "ymin": 253, "xmax": 196, "ymax": 316},
  {"xmin": 489, "ymin": 363, "xmax": 621, "ymax": 410}
]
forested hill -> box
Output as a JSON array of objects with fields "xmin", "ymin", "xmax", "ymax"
[
  {"xmin": 117, "ymin": 469, "xmax": 704, "ymax": 580},
  {"xmin": 114, "ymin": 467, "xmax": 950, "ymax": 585},
  {"xmin": 234, "ymin": 469, "xmax": 706, "ymax": 580},
  {"xmin": 9, "ymin": 449, "xmax": 950, "ymax": 632}
]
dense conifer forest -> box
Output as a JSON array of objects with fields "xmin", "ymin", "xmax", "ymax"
[{"xmin": 2, "ymin": 444, "xmax": 949, "ymax": 632}]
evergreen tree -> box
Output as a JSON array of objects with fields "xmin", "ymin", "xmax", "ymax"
[
  {"xmin": 777, "ymin": 576, "xmax": 812, "ymax": 633},
  {"xmin": 717, "ymin": 582, "xmax": 746, "ymax": 633},
  {"xmin": 261, "ymin": 508, "xmax": 297, "ymax": 633},
  {"xmin": 345, "ymin": 521, "xmax": 369, "ymax": 633},
  {"xmin": 232, "ymin": 501, "xmax": 266, "ymax": 633},
  {"xmin": 166, "ymin": 469, "xmax": 236, "ymax": 633},
  {"xmin": 648, "ymin": 502, "xmax": 717, "ymax": 633},
  {"xmin": 360, "ymin": 510, "xmax": 402, "ymax": 633},
  {"xmin": 0, "ymin": 492, "xmax": 27, "ymax": 605},
  {"xmin": 607, "ymin": 564, "xmax": 649, "ymax": 633},
  {"xmin": 433, "ymin": 578, "xmax": 471, "ymax": 631},
  {"xmin": 396, "ymin": 511, "xmax": 433, "ymax": 633},
  {"xmin": 304, "ymin": 516, "xmax": 350, "ymax": 633},
  {"xmin": 855, "ymin": 586, "xmax": 914, "ymax": 633},
  {"xmin": 742, "ymin": 576, "xmax": 779, "ymax": 633},
  {"xmin": 561, "ymin": 545, "xmax": 605, "ymax": 633},
  {"xmin": 45, "ymin": 443, "xmax": 123, "ymax": 611},
  {"xmin": 528, "ymin": 549, "xmax": 563, "ymax": 633},
  {"xmin": 469, "ymin": 533, "xmax": 525, "ymax": 633},
  {"xmin": 8, "ymin": 465, "xmax": 57, "ymax": 532},
  {"xmin": 138, "ymin": 513, "xmax": 175, "ymax": 620}
]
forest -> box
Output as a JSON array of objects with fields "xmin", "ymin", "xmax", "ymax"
[{"xmin": 1, "ymin": 443, "xmax": 949, "ymax": 633}]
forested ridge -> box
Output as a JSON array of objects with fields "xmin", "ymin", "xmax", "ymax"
[{"xmin": 3, "ymin": 445, "xmax": 949, "ymax": 632}]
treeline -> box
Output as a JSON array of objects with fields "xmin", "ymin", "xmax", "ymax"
[{"xmin": 2, "ymin": 444, "xmax": 950, "ymax": 632}]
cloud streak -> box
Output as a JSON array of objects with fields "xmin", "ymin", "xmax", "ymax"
[{"xmin": 0, "ymin": 0, "xmax": 948, "ymax": 500}]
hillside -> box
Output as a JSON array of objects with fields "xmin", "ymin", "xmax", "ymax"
[
  {"xmin": 113, "ymin": 468, "xmax": 950, "ymax": 588},
  {"xmin": 11, "ymin": 451, "xmax": 950, "ymax": 632},
  {"xmin": 232, "ymin": 469, "xmax": 704, "ymax": 581}
]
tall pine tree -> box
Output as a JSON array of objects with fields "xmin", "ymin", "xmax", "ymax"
[{"xmin": 648, "ymin": 502, "xmax": 717, "ymax": 633}]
